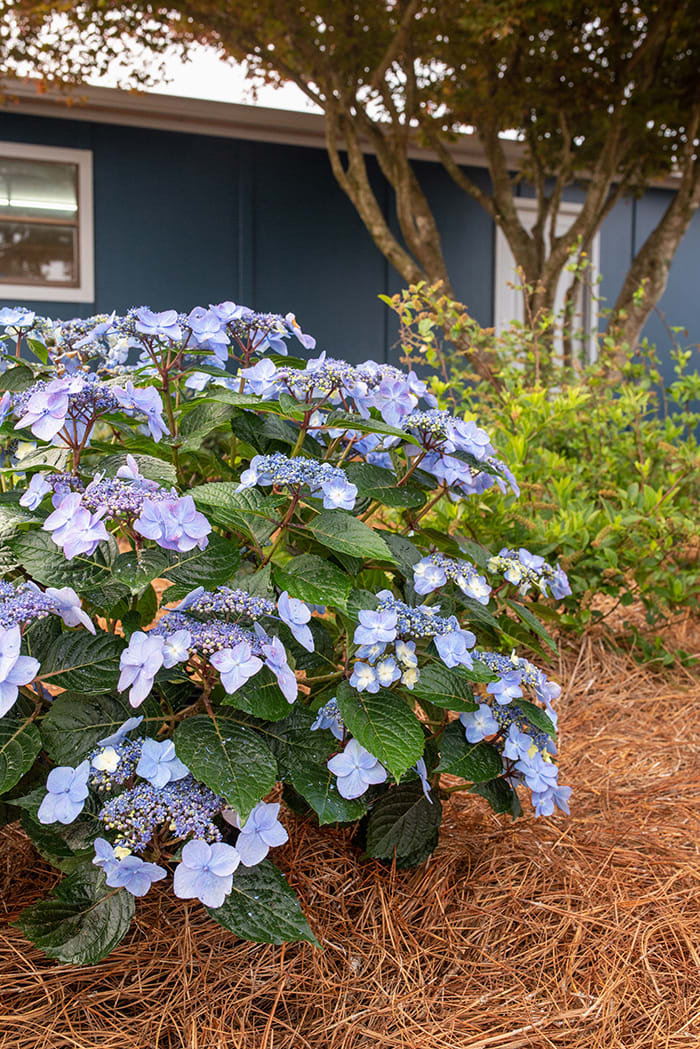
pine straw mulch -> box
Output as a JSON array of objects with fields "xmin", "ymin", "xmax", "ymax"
[{"xmin": 0, "ymin": 627, "xmax": 699, "ymax": 1049}]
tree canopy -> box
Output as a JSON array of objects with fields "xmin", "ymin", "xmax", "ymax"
[{"xmin": 2, "ymin": 0, "xmax": 699, "ymax": 353}]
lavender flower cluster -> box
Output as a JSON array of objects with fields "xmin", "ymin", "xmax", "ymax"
[
  {"xmin": 237, "ymin": 453, "xmax": 358, "ymax": 511},
  {"xmin": 350, "ymin": 588, "xmax": 476, "ymax": 694},
  {"xmin": 122, "ymin": 585, "xmax": 314, "ymax": 706},
  {"xmin": 4, "ymin": 373, "xmax": 168, "ymax": 446},
  {"xmin": 36, "ymin": 716, "xmax": 290, "ymax": 907},
  {"xmin": 413, "ymin": 553, "xmax": 491, "ymax": 603},
  {"xmin": 28, "ymin": 457, "xmax": 212, "ymax": 560},
  {"xmin": 487, "ymin": 548, "xmax": 572, "ymax": 599}
]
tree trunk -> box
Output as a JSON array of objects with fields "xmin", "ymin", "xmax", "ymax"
[{"xmin": 606, "ymin": 174, "xmax": 700, "ymax": 354}]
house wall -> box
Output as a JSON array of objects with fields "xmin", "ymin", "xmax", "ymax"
[{"xmin": 0, "ymin": 109, "xmax": 698, "ymax": 382}]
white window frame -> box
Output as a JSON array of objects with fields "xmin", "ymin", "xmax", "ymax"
[
  {"xmin": 0, "ymin": 141, "xmax": 94, "ymax": 303},
  {"xmin": 493, "ymin": 198, "xmax": 600, "ymax": 364}
]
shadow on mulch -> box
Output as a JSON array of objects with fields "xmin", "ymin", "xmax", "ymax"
[{"xmin": 0, "ymin": 629, "xmax": 698, "ymax": 1049}]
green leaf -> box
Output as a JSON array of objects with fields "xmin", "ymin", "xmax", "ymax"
[
  {"xmin": 40, "ymin": 692, "xmax": 152, "ymax": 765},
  {"xmin": 160, "ymin": 534, "xmax": 241, "ymax": 600},
  {"xmin": 305, "ymin": 511, "xmax": 396, "ymax": 563},
  {"xmin": 11, "ymin": 530, "xmax": 114, "ymax": 591},
  {"xmin": 382, "ymin": 533, "xmax": 422, "ymax": 579},
  {"xmin": 111, "ymin": 549, "xmax": 169, "ymax": 594},
  {"xmin": 0, "ymin": 717, "xmax": 41, "ymax": 795},
  {"xmin": 265, "ymin": 706, "xmax": 365, "ymax": 824},
  {"xmin": 436, "ymin": 722, "xmax": 503, "ymax": 782},
  {"xmin": 0, "ymin": 363, "xmax": 35, "ymax": 391},
  {"xmin": 40, "ymin": 631, "xmax": 126, "ymax": 694},
  {"xmin": 324, "ymin": 410, "xmax": 419, "ymax": 445},
  {"xmin": 470, "ymin": 778, "xmax": 521, "ymax": 817},
  {"xmin": 507, "ymin": 600, "xmax": 559, "ymax": 654},
  {"xmin": 174, "ymin": 714, "xmax": 277, "ymax": 822},
  {"xmin": 14, "ymin": 864, "xmax": 135, "ymax": 965},
  {"xmin": 190, "ymin": 484, "xmax": 285, "ymax": 546},
  {"xmin": 21, "ymin": 809, "xmax": 100, "ymax": 873},
  {"xmin": 409, "ymin": 664, "xmax": 478, "ymax": 712},
  {"xmin": 336, "ymin": 682, "xmax": 424, "ymax": 781},
  {"xmin": 288, "ymin": 760, "xmax": 368, "ymax": 825},
  {"xmin": 207, "ymin": 860, "xmax": 318, "ymax": 946},
  {"xmin": 518, "ymin": 699, "xmax": 557, "ymax": 737},
  {"xmin": 460, "ymin": 659, "xmax": 500, "ymax": 684},
  {"xmin": 273, "ymin": 553, "xmax": 352, "ymax": 610},
  {"xmin": 364, "ymin": 782, "xmax": 442, "ymax": 866},
  {"xmin": 97, "ymin": 452, "xmax": 177, "ymax": 487},
  {"xmin": 221, "ymin": 668, "xmax": 291, "ymax": 721},
  {"xmin": 343, "ymin": 463, "xmax": 425, "ymax": 509}
]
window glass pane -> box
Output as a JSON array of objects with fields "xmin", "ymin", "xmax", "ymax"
[
  {"xmin": 0, "ymin": 158, "xmax": 78, "ymax": 222},
  {"xmin": 0, "ymin": 221, "xmax": 78, "ymax": 285}
]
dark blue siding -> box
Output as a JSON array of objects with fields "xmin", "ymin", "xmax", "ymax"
[{"xmin": 1, "ymin": 108, "xmax": 699, "ymax": 370}]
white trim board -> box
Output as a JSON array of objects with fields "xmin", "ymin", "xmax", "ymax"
[
  {"xmin": 493, "ymin": 197, "xmax": 600, "ymax": 363},
  {"xmin": 0, "ymin": 139, "xmax": 94, "ymax": 302}
]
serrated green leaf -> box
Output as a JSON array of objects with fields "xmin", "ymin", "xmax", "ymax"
[
  {"xmin": 96, "ymin": 453, "xmax": 177, "ymax": 486},
  {"xmin": 518, "ymin": 699, "xmax": 557, "ymax": 736},
  {"xmin": 0, "ymin": 717, "xmax": 41, "ymax": 795},
  {"xmin": 160, "ymin": 534, "xmax": 241, "ymax": 600},
  {"xmin": 14, "ymin": 864, "xmax": 134, "ymax": 965},
  {"xmin": 207, "ymin": 860, "xmax": 318, "ymax": 946},
  {"xmin": 288, "ymin": 760, "xmax": 368, "ymax": 825},
  {"xmin": 40, "ymin": 631, "xmax": 126, "ymax": 694},
  {"xmin": 273, "ymin": 554, "xmax": 352, "ymax": 610},
  {"xmin": 111, "ymin": 550, "xmax": 169, "ymax": 594},
  {"xmin": 323, "ymin": 410, "xmax": 419, "ymax": 445},
  {"xmin": 305, "ymin": 511, "xmax": 396, "ymax": 563},
  {"xmin": 343, "ymin": 463, "xmax": 426, "ymax": 509},
  {"xmin": 190, "ymin": 483, "xmax": 285, "ymax": 546},
  {"xmin": 21, "ymin": 809, "xmax": 100, "ymax": 873},
  {"xmin": 336, "ymin": 682, "xmax": 424, "ymax": 781},
  {"xmin": 364, "ymin": 782, "xmax": 442, "ymax": 866},
  {"xmin": 174, "ymin": 714, "xmax": 277, "ymax": 822},
  {"xmin": 470, "ymin": 777, "xmax": 521, "ymax": 816},
  {"xmin": 221, "ymin": 667, "xmax": 291, "ymax": 721},
  {"xmin": 382, "ymin": 533, "xmax": 422, "ymax": 579},
  {"xmin": 436, "ymin": 721, "xmax": 502, "ymax": 782},
  {"xmin": 40, "ymin": 692, "xmax": 155, "ymax": 765},
  {"xmin": 409, "ymin": 664, "xmax": 478, "ymax": 712},
  {"xmin": 507, "ymin": 600, "xmax": 559, "ymax": 654}
]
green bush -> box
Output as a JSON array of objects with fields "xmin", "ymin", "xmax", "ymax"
[{"xmin": 387, "ymin": 284, "xmax": 700, "ymax": 658}]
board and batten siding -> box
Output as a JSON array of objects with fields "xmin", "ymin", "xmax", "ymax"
[{"xmin": 0, "ymin": 108, "xmax": 698, "ymax": 383}]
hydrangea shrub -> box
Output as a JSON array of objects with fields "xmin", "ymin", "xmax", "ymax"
[{"xmin": 0, "ymin": 303, "xmax": 571, "ymax": 964}]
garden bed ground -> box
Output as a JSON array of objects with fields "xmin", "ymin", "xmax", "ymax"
[{"xmin": 1, "ymin": 622, "xmax": 698, "ymax": 1049}]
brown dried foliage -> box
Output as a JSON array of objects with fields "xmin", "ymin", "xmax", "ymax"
[{"xmin": 0, "ymin": 626, "xmax": 698, "ymax": 1049}]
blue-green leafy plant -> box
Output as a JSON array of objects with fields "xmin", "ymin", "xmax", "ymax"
[{"xmin": 0, "ymin": 302, "xmax": 570, "ymax": 964}]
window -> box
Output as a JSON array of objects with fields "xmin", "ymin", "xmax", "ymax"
[
  {"xmin": 493, "ymin": 198, "xmax": 600, "ymax": 363},
  {"xmin": 0, "ymin": 142, "xmax": 94, "ymax": 302}
]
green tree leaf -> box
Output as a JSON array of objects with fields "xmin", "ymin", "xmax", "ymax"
[
  {"xmin": 207, "ymin": 860, "xmax": 318, "ymax": 945},
  {"xmin": 97, "ymin": 452, "xmax": 178, "ymax": 486},
  {"xmin": 506, "ymin": 600, "xmax": 558, "ymax": 654},
  {"xmin": 336, "ymin": 682, "xmax": 424, "ymax": 781},
  {"xmin": 174, "ymin": 714, "xmax": 277, "ymax": 822},
  {"xmin": 0, "ymin": 717, "xmax": 41, "ymax": 795},
  {"xmin": 436, "ymin": 721, "xmax": 502, "ymax": 782},
  {"xmin": 305, "ymin": 511, "xmax": 396, "ymax": 563},
  {"xmin": 20, "ymin": 809, "xmax": 100, "ymax": 873},
  {"xmin": 40, "ymin": 631, "xmax": 126, "ymax": 694},
  {"xmin": 364, "ymin": 782, "xmax": 442, "ymax": 866},
  {"xmin": 324, "ymin": 410, "xmax": 419, "ymax": 445},
  {"xmin": 14, "ymin": 865, "xmax": 135, "ymax": 964},
  {"xmin": 273, "ymin": 553, "xmax": 352, "ymax": 610},
  {"xmin": 382, "ymin": 533, "xmax": 422, "ymax": 579},
  {"xmin": 409, "ymin": 664, "xmax": 478, "ymax": 711}
]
